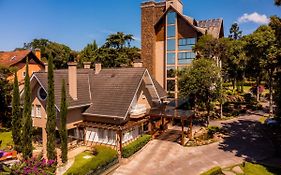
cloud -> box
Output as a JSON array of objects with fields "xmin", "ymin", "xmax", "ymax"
[{"xmin": 238, "ymin": 12, "xmax": 269, "ymax": 24}]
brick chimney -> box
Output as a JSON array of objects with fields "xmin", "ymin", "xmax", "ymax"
[
  {"xmin": 35, "ymin": 48, "xmax": 41, "ymax": 60},
  {"xmin": 95, "ymin": 63, "xmax": 101, "ymax": 74},
  {"xmin": 68, "ymin": 62, "xmax": 78, "ymax": 100},
  {"xmin": 84, "ymin": 62, "xmax": 91, "ymax": 69},
  {"xmin": 44, "ymin": 63, "xmax": 48, "ymax": 72}
]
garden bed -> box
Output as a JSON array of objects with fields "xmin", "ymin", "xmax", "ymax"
[{"xmin": 64, "ymin": 145, "xmax": 118, "ymax": 175}]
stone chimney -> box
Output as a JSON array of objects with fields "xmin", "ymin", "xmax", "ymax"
[
  {"xmin": 68, "ymin": 62, "xmax": 78, "ymax": 100},
  {"xmin": 44, "ymin": 63, "xmax": 48, "ymax": 72},
  {"xmin": 166, "ymin": 0, "xmax": 183, "ymax": 14},
  {"xmin": 84, "ymin": 62, "xmax": 91, "ymax": 69},
  {"xmin": 133, "ymin": 61, "xmax": 143, "ymax": 68},
  {"xmin": 35, "ymin": 48, "xmax": 41, "ymax": 60},
  {"xmin": 95, "ymin": 63, "xmax": 101, "ymax": 74}
]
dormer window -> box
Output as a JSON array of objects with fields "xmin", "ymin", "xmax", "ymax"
[{"xmin": 38, "ymin": 87, "xmax": 47, "ymax": 101}]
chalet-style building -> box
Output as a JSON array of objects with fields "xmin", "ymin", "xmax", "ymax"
[
  {"xmin": 29, "ymin": 62, "xmax": 167, "ymax": 156},
  {"xmin": 141, "ymin": 0, "xmax": 224, "ymax": 98},
  {"xmin": 0, "ymin": 49, "xmax": 44, "ymax": 91}
]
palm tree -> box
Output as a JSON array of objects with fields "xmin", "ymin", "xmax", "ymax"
[{"xmin": 104, "ymin": 32, "xmax": 134, "ymax": 49}]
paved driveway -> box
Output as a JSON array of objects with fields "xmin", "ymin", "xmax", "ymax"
[{"xmin": 113, "ymin": 115, "xmax": 275, "ymax": 175}]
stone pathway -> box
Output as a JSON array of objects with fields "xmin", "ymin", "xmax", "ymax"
[{"xmin": 113, "ymin": 114, "xmax": 275, "ymax": 175}]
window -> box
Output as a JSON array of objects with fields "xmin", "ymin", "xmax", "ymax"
[
  {"xmin": 167, "ymin": 39, "xmax": 175, "ymax": 51},
  {"xmin": 36, "ymin": 105, "xmax": 41, "ymax": 118},
  {"xmin": 178, "ymin": 38, "xmax": 196, "ymax": 51},
  {"xmin": 167, "ymin": 11, "xmax": 176, "ymax": 24},
  {"xmin": 37, "ymin": 87, "xmax": 47, "ymax": 101},
  {"xmin": 31, "ymin": 105, "xmax": 35, "ymax": 117},
  {"xmin": 167, "ymin": 53, "xmax": 175, "ymax": 65},
  {"xmin": 22, "ymin": 71, "xmax": 26, "ymax": 77},
  {"xmin": 178, "ymin": 52, "xmax": 195, "ymax": 64},
  {"xmin": 167, "ymin": 80, "xmax": 175, "ymax": 91},
  {"xmin": 167, "ymin": 25, "xmax": 175, "ymax": 38},
  {"xmin": 167, "ymin": 66, "xmax": 176, "ymax": 78}
]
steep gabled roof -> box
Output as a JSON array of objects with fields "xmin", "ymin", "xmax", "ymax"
[
  {"xmin": 154, "ymin": 5, "xmax": 205, "ymax": 35},
  {"xmin": 197, "ymin": 18, "xmax": 224, "ymax": 38},
  {"xmin": 0, "ymin": 50, "xmax": 44, "ymax": 67},
  {"xmin": 31, "ymin": 67, "xmax": 166, "ymax": 119}
]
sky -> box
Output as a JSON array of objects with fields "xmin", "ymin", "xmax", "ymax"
[{"xmin": 0, "ymin": 0, "xmax": 280, "ymax": 51}]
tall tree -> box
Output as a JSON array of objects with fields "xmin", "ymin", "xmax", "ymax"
[
  {"xmin": 59, "ymin": 79, "xmax": 68, "ymax": 163},
  {"xmin": 11, "ymin": 71, "xmax": 22, "ymax": 152},
  {"xmin": 245, "ymin": 25, "xmax": 278, "ymax": 105},
  {"xmin": 178, "ymin": 58, "xmax": 220, "ymax": 125},
  {"xmin": 22, "ymin": 59, "xmax": 33, "ymax": 159},
  {"xmin": 46, "ymin": 56, "xmax": 57, "ymax": 160},
  {"xmin": 0, "ymin": 66, "xmax": 12, "ymax": 127},
  {"xmin": 23, "ymin": 38, "xmax": 74, "ymax": 69},
  {"xmin": 79, "ymin": 40, "xmax": 98, "ymax": 64},
  {"xmin": 104, "ymin": 32, "xmax": 134, "ymax": 49},
  {"xmin": 229, "ymin": 23, "xmax": 242, "ymax": 40},
  {"xmin": 275, "ymin": 0, "xmax": 281, "ymax": 6}
]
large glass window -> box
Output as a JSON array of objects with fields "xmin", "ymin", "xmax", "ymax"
[
  {"xmin": 167, "ymin": 66, "xmax": 176, "ymax": 78},
  {"xmin": 167, "ymin": 53, "xmax": 175, "ymax": 65},
  {"xmin": 167, "ymin": 25, "xmax": 175, "ymax": 38},
  {"xmin": 178, "ymin": 52, "xmax": 196, "ymax": 64},
  {"xmin": 167, "ymin": 11, "xmax": 176, "ymax": 24},
  {"xmin": 167, "ymin": 39, "xmax": 175, "ymax": 51},
  {"xmin": 178, "ymin": 38, "xmax": 196, "ymax": 51},
  {"xmin": 167, "ymin": 80, "xmax": 175, "ymax": 91}
]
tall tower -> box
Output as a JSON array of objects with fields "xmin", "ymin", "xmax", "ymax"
[{"xmin": 141, "ymin": 0, "xmax": 224, "ymax": 99}]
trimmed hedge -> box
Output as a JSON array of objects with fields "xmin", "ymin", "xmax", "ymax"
[
  {"xmin": 122, "ymin": 134, "xmax": 151, "ymax": 158},
  {"xmin": 200, "ymin": 166, "xmax": 223, "ymax": 175},
  {"xmin": 64, "ymin": 145, "xmax": 118, "ymax": 175}
]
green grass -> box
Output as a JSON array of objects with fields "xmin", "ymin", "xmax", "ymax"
[
  {"xmin": 64, "ymin": 145, "xmax": 117, "ymax": 175},
  {"xmin": 200, "ymin": 166, "xmax": 223, "ymax": 175},
  {"xmin": 242, "ymin": 162, "xmax": 281, "ymax": 175},
  {"xmin": 0, "ymin": 131, "xmax": 13, "ymax": 150}
]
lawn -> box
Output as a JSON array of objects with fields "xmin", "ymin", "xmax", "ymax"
[
  {"xmin": 0, "ymin": 131, "xmax": 13, "ymax": 150},
  {"xmin": 64, "ymin": 145, "xmax": 118, "ymax": 175},
  {"xmin": 242, "ymin": 162, "xmax": 281, "ymax": 175}
]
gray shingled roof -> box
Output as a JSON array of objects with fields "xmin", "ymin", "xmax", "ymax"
[{"xmin": 32, "ymin": 67, "xmax": 166, "ymax": 119}]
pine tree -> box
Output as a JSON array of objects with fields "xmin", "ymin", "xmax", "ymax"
[
  {"xmin": 59, "ymin": 79, "xmax": 68, "ymax": 163},
  {"xmin": 22, "ymin": 59, "xmax": 33, "ymax": 159},
  {"xmin": 46, "ymin": 55, "xmax": 57, "ymax": 160},
  {"xmin": 11, "ymin": 71, "xmax": 22, "ymax": 152}
]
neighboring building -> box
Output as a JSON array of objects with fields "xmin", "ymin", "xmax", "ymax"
[
  {"xmin": 141, "ymin": 0, "xmax": 224, "ymax": 99},
  {"xmin": 0, "ymin": 49, "xmax": 44, "ymax": 90},
  {"xmin": 29, "ymin": 62, "xmax": 166, "ymax": 157}
]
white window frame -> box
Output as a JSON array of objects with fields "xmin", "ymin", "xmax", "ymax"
[
  {"xmin": 31, "ymin": 105, "xmax": 35, "ymax": 117},
  {"xmin": 36, "ymin": 105, "xmax": 41, "ymax": 118}
]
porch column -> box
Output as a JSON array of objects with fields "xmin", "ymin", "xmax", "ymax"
[
  {"xmin": 42, "ymin": 127, "xmax": 47, "ymax": 159},
  {"xmin": 181, "ymin": 117, "xmax": 185, "ymax": 146},
  {"xmin": 83, "ymin": 127, "xmax": 87, "ymax": 145},
  {"xmin": 116, "ymin": 130, "xmax": 122, "ymax": 160}
]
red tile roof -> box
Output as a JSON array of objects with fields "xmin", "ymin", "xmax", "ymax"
[{"xmin": 0, "ymin": 50, "xmax": 32, "ymax": 67}]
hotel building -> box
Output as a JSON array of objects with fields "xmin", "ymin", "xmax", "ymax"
[{"xmin": 141, "ymin": 0, "xmax": 224, "ymax": 99}]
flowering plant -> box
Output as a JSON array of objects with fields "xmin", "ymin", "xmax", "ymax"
[{"xmin": 2, "ymin": 158, "xmax": 56, "ymax": 175}]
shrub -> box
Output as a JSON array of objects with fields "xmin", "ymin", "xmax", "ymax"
[
  {"xmin": 207, "ymin": 126, "xmax": 220, "ymax": 138},
  {"xmin": 122, "ymin": 134, "xmax": 151, "ymax": 158},
  {"xmin": 200, "ymin": 166, "xmax": 223, "ymax": 175},
  {"xmin": 65, "ymin": 145, "xmax": 118, "ymax": 175}
]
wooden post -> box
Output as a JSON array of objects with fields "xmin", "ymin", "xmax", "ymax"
[
  {"xmin": 189, "ymin": 115, "xmax": 193, "ymax": 139},
  {"xmin": 116, "ymin": 130, "xmax": 123, "ymax": 160},
  {"xmin": 181, "ymin": 117, "xmax": 185, "ymax": 146}
]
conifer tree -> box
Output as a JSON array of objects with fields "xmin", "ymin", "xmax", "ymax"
[
  {"xmin": 59, "ymin": 79, "xmax": 68, "ymax": 163},
  {"xmin": 11, "ymin": 71, "xmax": 22, "ymax": 152},
  {"xmin": 46, "ymin": 55, "xmax": 57, "ymax": 160},
  {"xmin": 22, "ymin": 59, "xmax": 33, "ymax": 159}
]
